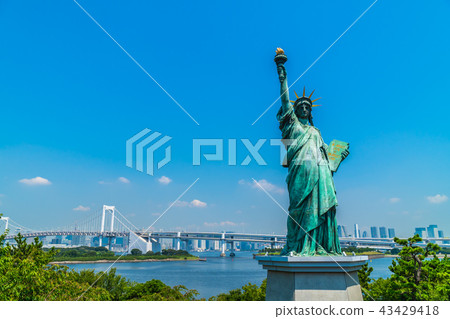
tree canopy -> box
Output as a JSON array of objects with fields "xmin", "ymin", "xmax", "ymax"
[{"xmin": 358, "ymin": 234, "xmax": 450, "ymax": 301}]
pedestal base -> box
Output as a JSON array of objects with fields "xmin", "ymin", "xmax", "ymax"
[{"xmin": 256, "ymin": 256, "xmax": 368, "ymax": 301}]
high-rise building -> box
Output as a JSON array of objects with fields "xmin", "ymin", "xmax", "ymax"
[
  {"xmin": 92, "ymin": 236, "xmax": 100, "ymax": 247},
  {"xmin": 337, "ymin": 225, "xmax": 343, "ymax": 237},
  {"xmin": 354, "ymin": 224, "xmax": 360, "ymax": 238},
  {"xmin": 187, "ymin": 240, "xmax": 199, "ymax": 251},
  {"xmin": 338, "ymin": 225, "xmax": 349, "ymax": 237},
  {"xmin": 438, "ymin": 230, "xmax": 450, "ymax": 245},
  {"xmin": 210, "ymin": 240, "xmax": 218, "ymax": 251},
  {"xmin": 388, "ymin": 228, "xmax": 396, "ymax": 238},
  {"xmin": 379, "ymin": 227, "xmax": 387, "ymax": 238},
  {"xmin": 38, "ymin": 236, "xmax": 47, "ymax": 245},
  {"xmin": 240, "ymin": 242, "xmax": 252, "ymax": 251},
  {"xmin": 72, "ymin": 235, "xmax": 81, "ymax": 246},
  {"xmin": 414, "ymin": 227, "xmax": 427, "ymax": 239},
  {"xmin": 436, "ymin": 230, "xmax": 445, "ymax": 245},
  {"xmin": 427, "ymin": 225, "xmax": 439, "ymax": 239},
  {"xmin": 362, "ymin": 230, "xmax": 368, "ymax": 238},
  {"xmin": 51, "ymin": 237, "xmax": 62, "ymax": 245},
  {"xmin": 370, "ymin": 226, "xmax": 379, "ymax": 238}
]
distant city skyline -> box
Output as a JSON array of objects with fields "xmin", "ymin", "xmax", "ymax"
[
  {"xmin": 337, "ymin": 222, "xmax": 450, "ymax": 240},
  {"xmin": 335, "ymin": 223, "xmax": 450, "ymax": 240}
]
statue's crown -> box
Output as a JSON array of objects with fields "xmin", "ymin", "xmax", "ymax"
[{"xmin": 290, "ymin": 87, "xmax": 321, "ymax": 107}]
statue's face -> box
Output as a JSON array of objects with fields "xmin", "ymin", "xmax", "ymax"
[{"xmin": 295, "ymin": 102, "xmax": 311, "ymax": 119}]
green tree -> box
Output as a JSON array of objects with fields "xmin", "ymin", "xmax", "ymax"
[
  {"xmin": 130, "ymin": 248, "xmax": 142, "ymax": 256},
  {"xmin": 71, "ymin": 268, "xmax": 131, "ymax": 300},
  {"xmin": 0, "ymin": 233, "xmax": 110, "ymax": 300},
  {"xmin": 124, "ymin": 279, "xmax": 199, "ymax": 301},
  {"xmin": 357, "ymin": 262, "xmax": 373, "ymax": 301},
  {"xmin": 363, "ymin": 234, "xmax": 450, "ymax": 301},
  {"xmin": 210, "ymin": 279, "xmax": 266, "ymax": 301}
]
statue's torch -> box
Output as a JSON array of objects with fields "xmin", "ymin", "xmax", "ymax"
[
  {"xmin": 274, "ymin": 48, "xmax": 287, "ymax": 81},
  {"xmin": 274, "ymin": 47, "xmax": 288, "ymax": 66}
]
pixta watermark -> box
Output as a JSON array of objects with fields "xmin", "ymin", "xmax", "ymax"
[{"xmin": 126, "ymin": 129, "xmax": 294, "ymax": 176}]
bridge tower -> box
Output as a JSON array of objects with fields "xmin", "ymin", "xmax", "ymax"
[
  {"xmin": 0, "ymin": 217, "xmax": 9, "ymax": 230},
  {"xmin": 176, "ymin": 232, "xmax": 181, "ymax": 250},
  {"xmin": 101, "ymin": 205, "xmax": 115, "ymax": 232},
  {"xmin": 220, "ymin": 232, "xmax": 226, "ymax": 257},
  {"xmin": 100, "ymin": 205, "xmax": 115, "ymax": 249}
]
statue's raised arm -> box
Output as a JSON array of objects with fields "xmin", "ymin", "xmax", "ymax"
[{"xmin": 274, "ymin": 48, "xmax": 291, "ymax": 115}]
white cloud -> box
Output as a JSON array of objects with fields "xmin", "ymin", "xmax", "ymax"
[
  {"xmin": 118, "ymin": 177, "xmax": 130, "ymax": 184},
  {"xmin": 158, "ymin": 176, "xmax": 172, "ymax": 185},
  {"xmin": 239, "ymin": 179, "xmax": 285, "ymax": 194},
  {"xmin": 19, "ymin": 176, "xmax": 51, "ymax": 186},
  {"xmin": 174, "ymin": 199, "xmax": 207, "ymax": 208},
  {"xmin": 152, "ymin": 213, "xmax": 161, "ymax": 217},
  {"xmin": 220, "ymin": 221, "xmax": 236, "ymax": 226},
  {"xmin": 203, "ymin": 222, "xmax": 218, "ymax": 227},
  {"xmin": 252, "ymin": 179, "xmax": 285, "ymax": 194},
  {"xmin": 389, "ymin": 197, "xmax": 401, "ymax": 203},
  {"xmin": 73, "ymin": 205, "xmax": 90, "ymax": 212},
  {"xmin": 426, "ymin": 194, "xmax": 448, "ymax": 204},
  {"xmin": 190, "ymin": 199, "xmax": 207, "ymax": 208}
]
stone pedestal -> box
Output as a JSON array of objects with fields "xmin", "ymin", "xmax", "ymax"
[{"xmin": 256, "ymin": 255, "xmax": 368, "ymax": 301}]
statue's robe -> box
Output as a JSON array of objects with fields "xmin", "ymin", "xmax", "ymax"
[{"xmin": 277, "ymin": 105, "xmax": 341, "ymax": 256}]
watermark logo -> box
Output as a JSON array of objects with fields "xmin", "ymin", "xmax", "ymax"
[
  {"xmin": 126, "ymin": 129, "xmax": 172, "ymax": 176},
  {"xmin": 127, "ymin": 128, "xmax": 296, "ymax": 176},
  {"xmin": 193, "ymin": 139, "xmax": 290, "ymax": 166}
]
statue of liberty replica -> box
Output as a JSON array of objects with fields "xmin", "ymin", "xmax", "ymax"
[
  {"xmin": 257, "ymin": 48, "xmax": 367, "ymax": 301},
  {"xmin": 274, "ymin": 48, "xmax": 349, "ymax": 257}
]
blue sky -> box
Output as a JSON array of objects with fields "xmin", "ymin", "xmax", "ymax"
[{"xmin": 1, "ymin": 0, "xmax": 450, "ymax": 237}]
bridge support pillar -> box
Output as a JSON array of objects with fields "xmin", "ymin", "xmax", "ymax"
[
  {"xmin": 220, "ymin": 232, "xmax": 226, "ymax": 257},
  {"xmin": 108, "ymin": 237, "xmax": 113, "ymax": 251},
  {"xmin": 229, "ymin": 241, "xmax": 235, "ymax": 257},
  {"xmin": 220, "ymin": 240, "xmax": 226, "ymax": 257},
  {"xmin": 151, "ymin": 238, "xmax": 161, "ymax": 253},
  {"xmin": 176, "ymin": 232, "xmax": 181, "ymax": 250}
]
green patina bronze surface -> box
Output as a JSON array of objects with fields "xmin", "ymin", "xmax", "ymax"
[{"xmin": 274, "ymin": 49, "xmax": 347, "ymax": 256}]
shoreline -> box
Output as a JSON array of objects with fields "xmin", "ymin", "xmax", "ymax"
[{"xmin": 50, "ymin": 258, "xmax": 199, "ymax": 265}]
